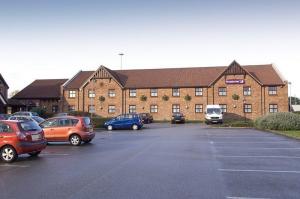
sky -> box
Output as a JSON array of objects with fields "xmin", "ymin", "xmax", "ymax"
[{"xmin": 0, "ymin": 0, "xmax": 300, "ymax": 97}]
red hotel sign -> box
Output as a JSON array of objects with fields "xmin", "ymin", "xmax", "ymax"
[{"xmin": 225, "ymin": 79, "xmax": 245, "ymax": 84}]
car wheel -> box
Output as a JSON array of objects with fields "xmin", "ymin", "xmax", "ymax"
[
  {"xmin": 69, "ymin": 134, "xmax": 82, "ymax": 146},
  {"xmin": 1, "ymin": 146, "xmax": 18, "ymax": 163},
  {"xmin": 28, "ymin": 151, "xmax": 41, "ymax": 157},
  {"xmin": 132, "ymin": 124, "xmax": 138, "ymax": 130},
  {"xmin": 107, "ymin": 125, "xmax": 113, "ymax": 131}
]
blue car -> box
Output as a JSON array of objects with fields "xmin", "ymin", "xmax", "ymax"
[{"xmin": 104, "ymin": 114, "xmax": 143, "ymax": 131}]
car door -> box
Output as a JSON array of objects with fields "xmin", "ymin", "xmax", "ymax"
[
  {"xmin": 40, "ymin": 119, "xmax": 58, "ymax": 141},
  {"xmin": 0, "ymin": 122, "xmax": 14, "ymax": 146},
  {"xmin": 55, "ymin": 118, "xmax": 72, "ymax": 141}
]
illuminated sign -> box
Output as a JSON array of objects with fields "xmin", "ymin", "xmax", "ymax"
[{"xmin": 225, "ymin": 79, "xmax": 245, "ymax": 84}]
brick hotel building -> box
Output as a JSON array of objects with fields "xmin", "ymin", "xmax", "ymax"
[{"xmin": 11, "ymin": 61, "xmax": 288, "ymax": 120}]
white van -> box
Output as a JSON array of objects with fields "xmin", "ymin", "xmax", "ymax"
[{"xmin": 205, "ymin": 105, "xmax": 223, "ymax": 124}]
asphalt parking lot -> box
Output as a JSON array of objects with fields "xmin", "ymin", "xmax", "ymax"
[{"xmin": 1, "ymin": 123, "xmax": 300, "ymax": 199}]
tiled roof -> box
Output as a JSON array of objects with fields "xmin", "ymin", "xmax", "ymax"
[
  {"xmin": 0, "ymin": 73, "xmax": 9, "ymax": 88},
  {"xmin": 12, "ymin": 79, "xmax": 68, "ymax": 99},
  {"xmin": 63, "ymin": 64, "xmax": 286, "ymax": 89}
]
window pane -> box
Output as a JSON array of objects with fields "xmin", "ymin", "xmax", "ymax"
[
  {"xmin": 172, "ymin": 88, "xmax": 180, "ymax": 97},
  {"xmin": 150, "ymin": 89, "xmax": 158, "ymax": 97},
  {"xmin": 129, "ymin": 89, "xmax": 137, "ymax": 97},
  {"xmin": 195, "ymin": 104, "xmax": 203, "ymax": 113},
  {"xmin": 172, "ymin": 104, "xmax": 180, "ymax": 113},
  {"xmin": 129, "ymin": 105, "xmax": 136, "ymax": 113},
  {"xmin": 150, "ymin": 105, "xmax": 158, "ymax": 113},
  {"xmin": 108, "ymin": 89, "xmax": 116, "ymax": 97},
  {"xmin": 195, "ymin": 88, "xmax": 203, "ymax": 96},
  {"xmin": 218, "ymin": 87, "xmax": 227, "ymax": 96}
]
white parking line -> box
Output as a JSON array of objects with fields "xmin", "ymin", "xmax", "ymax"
[
  {"xmin": 215, "ymin": 147, "xmax": 300, "ymax": 150},
  {"xmin": 40, "ymin": 153, "xmax": 69, "ymax": 156},
  {"xmin": 227, "ymin": 197, "xmax": 270, "ymax": 199},
  {"xmin": 0, "ymin": 164, "xmax": 29, "ymax": 168},
  {"xmin": 219, "ymin": 169, "xmax": 300, "ymax": 174},
  {"xmin": 213, "ymin": 141, "xmax": 291, "ymax": 143},
  {"xmin": 216, "ymin": 155, "xmax": 300, "ymax": 159}
]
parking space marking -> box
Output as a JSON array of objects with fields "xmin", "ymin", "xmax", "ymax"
[
  {"xmin": 227, "ymin": 197, "xmax": 270, "ymax": 199},
  {"xmin": 40, "ymin": 153, "xmax": 69, "ymax": 156},
  {"xmin": 216, "ymin": 155, "xmax": 300, "ymax": 159},
  {"xmin": 219, "ymin": 169, "xmax": 300, "ymax": 174},
  {"xmin": 0, "ymin": 164, "xmax": 29, "ymax": 168},
  {"xmin": 215, "ymin": 147, "xmax": 300, "ymax": 150},
  {"xmin": 212, "ymin": 141, "xmax": 293, "ymax": 143}
]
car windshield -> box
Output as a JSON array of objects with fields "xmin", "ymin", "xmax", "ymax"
[
  {"xmin": 173, "ymin": 113, "xmax": 183, "ymax": 117},
  {"xmin": 207, "ymin": 108, "xmax": 221, "ymax": 114},
  {"xmin": 32, "ymin": 112, "xmax": 39, "ymax": 116},
  {"xmin": 32, "ymin": 116, "xmax": 45, "ymax": 123},
  {"xmin": 19, "ymin": 121, "xmax": 42, "ymax": 131},
  {"xmin": 83, "ymin": 117, "xmax": 91, "ymax": 125}
]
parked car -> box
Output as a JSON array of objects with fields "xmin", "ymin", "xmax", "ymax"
[
  {"xmin": 8, "ymin": 115, "xmax": 45, "ymax": 124},
  {"xmin": 0, "ymin": 120, "xmax": 47, "ymax": 163},
  {"xmin": 205, "ymin": 105, "xmax": 223, "ymax": 124},
  {"xmin": 12, "ymin": 111, "xmax": 39, "ymax": 117},
  {"xmin": 139, "ymin": 113, "xmax": 153, "ymax": 124},
  {"xmin": 39, "ymin": 116, "xmax": 95, "ymax": 146},
  {"xmin": 54, "ymin": 112, "xmax": 68, "ymax": 117},
  {"xmin": 171, "ymin": 113, "xmax": 185, "ymax": 124},
  {"xmin": 0, "ymin": 114, "xmax": 10, "ymax": 120},
  {"xmin": 104, "ymin": 114, "xmax": 143, "ymax": 131}
]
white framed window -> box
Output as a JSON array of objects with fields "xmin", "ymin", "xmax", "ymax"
[
  {"xmin": 243, "ymin": 86, "xmax": 251, "ymax": 96},
  {"xmin": 268, "ymin": 86, "xmax": 277, "ymax": 95},
  {"xmin": 172, "ymin": 88, "xmax": 180, "ymax": 97},
  {"xmin": 269, "ymin": 104, "xmax": 278, "ymax": 113},
  {"xmin": 52, "ymin": 105, "xmax": 58, "ymax": 113},
  {"xmin": 129, "ymin": 105, "xmax": 136, "ymax": 113},
  {"xmin": 108, "ymin": 105, "xmax": 116, "ymax": 113},
  {"xmin": 88, "ymin": 105, "xmax": 95, "ymax": 113},
  {"xmin": 244, "ymin": 104, "xmax": 252, "ymax": 113},
  {"xmin": 150, "ymin": 88, "xmax": 158, "ymax": 97},
  {"xmin": 108, "ymin": 89, "xmax": 116, "ymax": 98},
  {"xmin": 88, "ymin": 90, "xmax": 95, "ymax": 98},
  {"xmin": 150, "ymin": 105, "xmax": 158, "ymax": 113},
  {"xmin": 172, "ymin": 104, "xmax": 180, "ymax": 113},
  {"xmin": 195, "ymin": 104, "xmax": 203, "ymax": 113},
  {"xmin": 195, "ymin": 88, "xmax": 203, "ymax": 96},
  {"xmin": 218, "ymin": 87, "xmax": 227, "ymax": 96},
  {"xmin": 129, "ymin": 89, "xmax": 137, "ymax": 97},
  {"xmin": 220, "ymin": 104, "xmax": 227, "ymax": 113},
  {"xmin": 69, "ymin": 90, "xmax": 76, "ymax": 98}
]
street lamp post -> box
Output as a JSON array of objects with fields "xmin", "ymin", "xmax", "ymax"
[
  {"xmin": 288, "ymin": 82, "xmax": 292, "ymax": 112},
  {"xmin": 118, "ymin": 53, "xmax": 124, "ymax": 70}
]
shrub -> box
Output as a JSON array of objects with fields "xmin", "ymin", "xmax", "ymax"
[
  {"xmin": 92, "ymin": 117, "xmax": 112, "ymax": 128},
  {"xmin": 232, "ymin": 94, "xmax": 240, "ymax": 101},
  {"xmin": 30, "ymin": 107, "xmax": 53, "ymax": 118},
  {"xmin": 254, "ymin": 112, "xmax": 300, "ymax": 131},
  {"xmin": 68, "ymin": 111, "xmax": 91, "ymax": 117},
  {"xmin": 99, "ymin": 96, "xmax": 105, "ymax": 102}
]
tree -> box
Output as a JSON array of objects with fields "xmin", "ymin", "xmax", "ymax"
[{"xmin": 9, "ymin": 90, "xmax": 20, "ymax": 98}]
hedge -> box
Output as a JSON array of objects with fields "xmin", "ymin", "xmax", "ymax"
[{"xmin": 254, "ymin": 112, "xmax": 300, "ymax": 131}]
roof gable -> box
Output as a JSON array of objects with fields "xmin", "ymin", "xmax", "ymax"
[{"xmin": 0, "ymin": 73, "xmax": 9, "ymax": 89}]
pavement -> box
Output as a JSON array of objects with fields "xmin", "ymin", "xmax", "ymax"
[{"xmin": 1, "ymin": 123, "xmax": 300, "ymax": 199}]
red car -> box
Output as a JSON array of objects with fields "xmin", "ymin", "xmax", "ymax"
[
  {"xmin": 40, "ymin": 116, "xmax": 95, "ymax": 146},
  {"xmin": 0, "ymin": 120, "xmax": 47, "ymax": 163}
]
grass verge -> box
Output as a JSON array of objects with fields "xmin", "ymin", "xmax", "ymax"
[{"xmin": 270, "ymin": 130, "xmax": 300, "ymax": 139}]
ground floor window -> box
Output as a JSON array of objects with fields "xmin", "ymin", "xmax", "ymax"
[
  {"xmin": 220, "ymin": 104, "xmax": 227, "ymax": 113},
  {"xmin": 88, "ymin": 105, "xmax": 95, "ymax": 113},
  {"xmin": 68, "ymin": 105, "xmax": 75, "ymax": 112},
  {"xmin": 269, "ymin": 104, "xmax": 278, "ymax": 113},
  {"xmin": 172, "ymin": 104, "xmax": 180, "ymax": 113},
  {"xmin": 108, "ymin": 105, "xmax": 116, "ymax": 113},
  {"xmin": 88, "ymin": 90, "xmax": 95, "ymax": 98},
  {"xmin": 150, "ymin": 105, "xmax": 158, "ymax": 113},
  {"xmin": 244, "ymin": 104, "xmax": 252, "ymax": 113},
  {"xmin": 52, "ymin": 105, "xmax": 58, "ymax": 113},
  {"xmin": 129, "ymin": 105, "xmax": 136, "ymax": 113},
  {"xmin": 195, "ymin": 104, "xmax": 203, "ymax": 113}
]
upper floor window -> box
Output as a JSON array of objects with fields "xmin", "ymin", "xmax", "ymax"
[
  {"xmin": 150, "ymin": 88, "xmax": 158, "ymax": 97},
  {"xmin": 244, "ymin": 104, "xmax": 252, "ymax": 113},
  {"xmin": 269, "ymin": 104, "xmax": 278, "ymax": 113},
  {"xmin": 108, "ymin": 89, "xmax": 116, "ymax": 98},
  {"xmin": 108, "ymin": 105, "xmax": 116, "ymax": 113},
  {"xmin": 69, "ymin": 90, "xmax": 76, "ymax": 98},
  {"xmin": 172, "ymin": 104, "xmax": 180, "ymax": 113},
  {"xmin": 88, "ymin": 105, "xmax": 95, "ymax": 113},
  {"xmin": 129, "ymin": 105, "xmax": 136, "ymax": 113},
  {"xmin": 218, "ymin": 87, "xmax": 227, "ymax": 96},
  {"xmin": 88, "ymin": 90, "xmax": 95, "ymax": 98},
  {"xmin": 172, "ymin": 88, "xmax": 180, "ymax": 97},
  {"xmin": 243, "ymin": 86, "xmax": 251, "ymax": 96},
  {"xmin": 52, "ymin": 105, "xmax": 58, "ymax": 113},
  {"xmin": 129, "ymin": 89, "xmax": 137, "ymax": 97},
  {"xmin": 195, "ymin": 104, "xmax": 203, "ymax": 113},
  {"xmin": 150, "ymin": 105, "xmax": 158, "ymax": 113},
  {"xmin": 220, "ymin": 104, "xmax": 227, "ymax": 113},
  {"xmin": 68, "ymin": 105, "xmax": 75, "ymax": 112},
  {"xmin": 268, "ymin": 86, "xmax": 277, "ymax": 95},
  {"xmin": 195, "ymin": 88, "xmax": 203, "ymax": 96}
]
